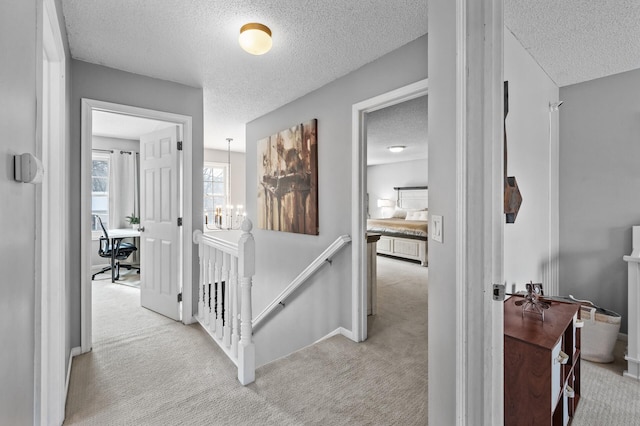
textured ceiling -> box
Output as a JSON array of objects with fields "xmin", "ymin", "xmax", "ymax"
[
  {"xmin": 61, "ymin": 0, "xmax": 428, "ymax": 152},
  {"xmin": 504, "ymin": 0, "xmax": 640, "ymax": 87},
  {"xmin": 367, "ymin": 95, "xmax": 428, "ymax": 166},
  {"xmin": 62, "ymin": 1, "xmax": 640, "ymax": 153}
]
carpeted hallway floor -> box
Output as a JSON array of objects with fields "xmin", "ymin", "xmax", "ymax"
[
  {"xmin": 66, "ymin": 257, "xmax": 640, "ymax": 425},
  {"xmin": 65, "ymin": 256, "xmax": 428, "ymax": 425}
]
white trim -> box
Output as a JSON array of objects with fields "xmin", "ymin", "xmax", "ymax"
[
  {"xmin": 81, "ymin": 99, "xmax": 194, "ymax": 353},
  {"xmin": 64, "ymin": 347, "xmax": 82, "ymax": 401},
  {"xmin": 37, "ymin": 0, "xmax": 68, "ymax": 424},
  {"xmin": 351, "ymin": 79, "xmax": 428, "ymax": 342},
  {"xmin": 455, "ymin": 0, "xmax": 504, "ymax": 423},
  {"xmin": 455, "ymin": 1, "xmax": 468, "ymax": 422},
  {"xmin": 314, "ymin": 327, "xmax": 354, "ymax": 344}
]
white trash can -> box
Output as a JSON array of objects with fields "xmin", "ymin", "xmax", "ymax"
[{"xmin": 571, "ymin": 296, "xmax": 621, "ymax": 364}]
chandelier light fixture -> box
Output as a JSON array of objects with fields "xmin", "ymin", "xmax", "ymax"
[{"xmin": 239, "ymin": 23, "xmax": 272, "ymax": 55}]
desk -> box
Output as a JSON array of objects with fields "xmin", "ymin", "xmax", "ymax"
[{"xmin": 108, "ymin": 228, "xmax": 140, "ymax": 282}]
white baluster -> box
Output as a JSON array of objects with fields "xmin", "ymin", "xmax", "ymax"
[
  {"xmin": 223, "ymin": 252, "xmax": 231, "ymax": 348},
  {"xmin": 205, "ymin": 246, "xmax": 213, "ymax": 326},
  {"xmin": 215, "ymin": 248, "xmax": 224, "ymax": 339},
  {"xmin": 238, "ymin": 219, "xmax": 255, "ymax": 385},
  {"xmin": 195, "ymin": 231, "xmax": 204, "ymax": 320},
  {"xmin": 231, "ymin": 255, "xmax": 239, "ymax": 358}
]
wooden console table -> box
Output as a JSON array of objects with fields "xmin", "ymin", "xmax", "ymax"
[{"xmin": 504, "ymin": 296, "xmax": 582, "ymax": 425}]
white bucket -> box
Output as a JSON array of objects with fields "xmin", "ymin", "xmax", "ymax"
[{"xmin": 578, "ymin": 303, "xmax": 621, "ymax": 364}]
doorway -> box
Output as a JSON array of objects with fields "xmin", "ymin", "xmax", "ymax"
[
  {"xmin": 364, "ymin": 94, "xmax": 428, "ymax": 336},
  {"xmin": 37, "ymin": 0, "xmax": 67, "ymax": 423},
  {"xmin": 351, "ymin": 79, "xmax": 428, "ymax": 342},
  {"xmin": 80, "ymin": 99, "xmax": 194, "ymax": 353}
]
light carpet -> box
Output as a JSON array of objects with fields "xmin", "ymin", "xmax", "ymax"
[
  {"xmin": 67, "ymin": 257, "xmax": 639, "ymax": 425},
  {"xmin": 572, "ymin": 339, "xmax": 640, "ymax": 425},
  {"xmin": 65, "ymin": 256, "xmax": 428, "ymax": 425}
]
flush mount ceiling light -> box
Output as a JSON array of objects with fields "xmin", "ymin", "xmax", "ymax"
[
  {"xmin": 387, "ymin": 145, "xmax": 406, "ymax": 153},
  {"xmin": 239, "ymin": 23, "xmax": 272, "ymax": 55}
]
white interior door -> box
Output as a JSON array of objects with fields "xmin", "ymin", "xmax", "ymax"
[{"xmin": 140, "ymin": 126, "xmax": 181, "ymax": 320}]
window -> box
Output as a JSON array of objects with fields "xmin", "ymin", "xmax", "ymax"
[
  {"xmin": 203, "ymin": 162, "xmax": 228, "ymax": 225},
  {"xmin": 92, "ymin": 153, "xmax": 110, "ymax": 232}
]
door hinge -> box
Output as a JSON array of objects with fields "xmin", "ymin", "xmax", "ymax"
[
  {"xmin": 177, "ymin": 292, "xmax": 183, "ymax": 302},
  {"xmin": 177, "ymin": 217, "xmax": 183, "ymax": 226},
  {"xmin": 493, "ymin": 284, "xmax": 506, "ymax": 301},
  {"xmin": 177, "ymin": 141, "xmax": 183, "ymax": 151}
]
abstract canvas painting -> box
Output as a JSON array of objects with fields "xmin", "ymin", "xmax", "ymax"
[{"xmin": 257, "ymin": 119, "xmax": 318, "ymax": 235}]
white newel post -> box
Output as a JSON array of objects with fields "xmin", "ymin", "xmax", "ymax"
[
  {"xmin": 237, "ymin": 219, "xmax": 256, "ymax": 385},
  {"xmin": 623, "ymin": 226, "xmax": 640, "ymax": 380}
]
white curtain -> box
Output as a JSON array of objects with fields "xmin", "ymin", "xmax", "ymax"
[{"xmin": 108, "ymin": 151, "xmax": 140, "ymax": 229}]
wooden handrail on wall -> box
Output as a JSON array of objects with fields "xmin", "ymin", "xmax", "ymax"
[{"xmin": 252, "ymin": 234, "xmax": 352, "ymax": 331}]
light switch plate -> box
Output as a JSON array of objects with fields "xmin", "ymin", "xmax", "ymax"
[{"xmin": 432, "ymin": 215, "xmax": 443, "ymax": 243}]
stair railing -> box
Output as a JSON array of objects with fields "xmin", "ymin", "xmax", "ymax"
[
  {"xmin": 192, "ymin": 219, "xmax": 255, "ymax": 385},
  {"xmin": 252, "ymin": 234, "xmax": 352, "ymax": 331}
]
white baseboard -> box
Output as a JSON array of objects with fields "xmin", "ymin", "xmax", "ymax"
[
  {"xmin": 314, "ymin": 327, "xmax": 354, "ymax": 344},
  {"xmin": 257, "ymin": 327, "xmax": 355, "ymax": 369},
  {"xmin": 65, "ymin": 347, "xmax": 82, "ymax": 401},
  {"xmin": 619, "ymin": 332, "xmax": 628, "ymax": 342}
]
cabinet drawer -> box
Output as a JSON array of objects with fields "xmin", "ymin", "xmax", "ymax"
[
  {"xmin": 393, "ymin": 239, "xmax": 420, "ymax": 257},
  {"xmin": 377, "ymin": 237, "xmax": 392, "ymax": 252}
]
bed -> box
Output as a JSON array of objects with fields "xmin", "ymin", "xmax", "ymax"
[{"xmin": 367, "ymin": 186, "xmax": 428, "ymax": 266}]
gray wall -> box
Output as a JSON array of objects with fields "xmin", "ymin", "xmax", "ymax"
[
  {"xmin": 503, "ymin": 29, "xmax": 560, "ymax": 291},
  {"xmin": 246, "ymin": 35, "xmax": 428, "ymax": 366},
  {"xmin": 70, "ymin": 60, "xmax": 204, "ymax": 347},
  {"xmin": 0, "ymin": 1, "xmax": 38, "ymax": 421},
  {"xmin": 367, "ymin": 159, "xmax": 428, "ymax": 218},
  {"xmin": 427, "ymin": 1, "xmax": 458, "ymax": 423},
  {"xmin": 559, "ymin": 68, "xmax": 640, "ymax": 333},
  {"xmin": 0, "ymin": 0, "xmax": 71, "ymax": 422}
]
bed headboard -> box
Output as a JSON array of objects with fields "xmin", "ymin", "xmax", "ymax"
[{"xmin": 395, "ymin": 186, "xmax": 428, "ymax": 210}]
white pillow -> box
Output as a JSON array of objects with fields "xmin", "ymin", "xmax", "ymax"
[
  {"xmin": 391, "ymin": 208, "xmax": 407, "ymax": 219},
  {"xmin": 405, "ymin": 210, "xmax": 428, "ymax": 221}
]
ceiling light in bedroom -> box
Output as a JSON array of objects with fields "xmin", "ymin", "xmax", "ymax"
[
  {"xmin": 239, "ymin": 23, "xmax": 272, "ymax": 55},
  {"xmin": 387, "ymin": 145, "xmax": 406, "ymax": 153}
]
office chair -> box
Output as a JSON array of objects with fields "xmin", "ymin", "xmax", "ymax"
[{"xmin": 92, "ymin": 215, "xmax": 138, "ymax": 281}]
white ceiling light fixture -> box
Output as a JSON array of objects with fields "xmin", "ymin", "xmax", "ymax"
[
  {"xmin": 387, "ymin": 145, "xmax": 406, "ymax": 153},
  {"xmin": 239, "ymin": 23, "xmax": 272, "ymax": 55}
]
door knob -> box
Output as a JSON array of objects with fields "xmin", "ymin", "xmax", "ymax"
[{"xmin": 139, "ymin": 226, "xmax": 145, "ymax": 232}]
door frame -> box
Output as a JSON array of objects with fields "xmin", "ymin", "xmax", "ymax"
[
  {"xmin": 351, "ymin": 78, "xmax": 428, "ymax": 342},
  {"xmin": 80, "ymin": 99, "xmax": 193, "ymax": 353},
  {"xmin": 35, "ymin": 0, "xmax": 67, "ymax": 423}
]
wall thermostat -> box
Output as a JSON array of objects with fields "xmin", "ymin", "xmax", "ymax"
[{"xmin": 14, "ymin": 153, "xmax": 44, "ymax": 184}]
